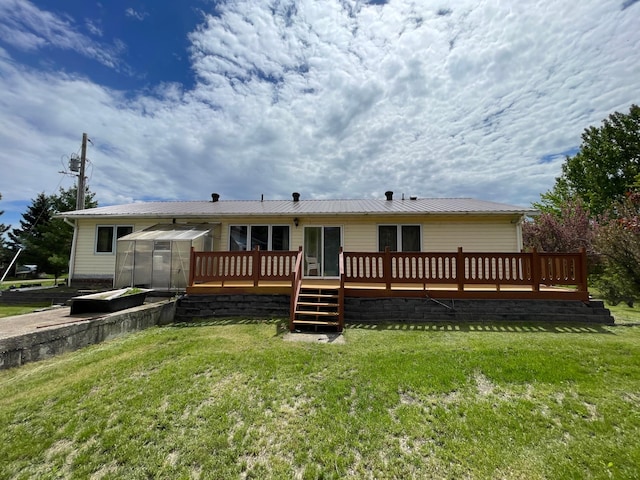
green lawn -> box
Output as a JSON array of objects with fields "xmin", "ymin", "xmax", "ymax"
[
  {"xmin": 1, "ymin": 320, "xmax": 639, "ymax": 479},
  {"xmin": 0, "ymin": 304, "xmax": 53, "ymax": 318}
]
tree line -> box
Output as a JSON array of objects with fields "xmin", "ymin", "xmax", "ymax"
[
  {"xmin": 523, "ymin": 104, "xmax": 640, "ymax": 305},
  {"xmin": 0, "ymin": 187, "xmax": 97, "ymax": 283}
]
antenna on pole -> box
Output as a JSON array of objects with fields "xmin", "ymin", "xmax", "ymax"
[{"xmin": 76, "ymin": 133, "xmax": 88, "ymax": 211}]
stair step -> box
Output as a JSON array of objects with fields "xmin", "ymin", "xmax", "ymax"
[
  {"xmin": 292, "ymin": 320, "xmax": 340, "ymax": 326},
  {"xmin": 300, "ymin": 292, "xmax": 338, "ymax": 298},
  {"xmin": 295, "ymin": 310, "xmax": 339, "ymax": 316},
  {"xmin": 297, "ymin": 301, "xmax": 339, "ymax": 307}
]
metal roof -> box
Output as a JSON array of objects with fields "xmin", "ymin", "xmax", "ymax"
[
  {"xmin": 58, "ymin": 197, "xmax": 537, "ymax": 219},
  {"xmin": 117, "ymin": 224, "xmax": 214, "ymax": 242}
]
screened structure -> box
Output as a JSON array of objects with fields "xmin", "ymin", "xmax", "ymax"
[{"xmin": 115, "ymin": 224, "xmax": 214, "ymax": 291}]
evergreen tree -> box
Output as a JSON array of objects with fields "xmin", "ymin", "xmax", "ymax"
[
  {"xmin": 8, "ymin": 186, "xmax": 97, "ymax": 278},
  {"xmin": 0, "ymin": 193, "xmax": 12, "ymax": 274},
  {"xmin": 8, "ymin": 192, "xmax": 51, "ymax": 271}
]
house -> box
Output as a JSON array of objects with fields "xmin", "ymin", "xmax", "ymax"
[
  {"xmin": 58, "ymin": 192, "xmax": 606, "ymax": 330},
  {"xmin": 58, "ymin": 191, "xmax": 536, "ymax": 289}
]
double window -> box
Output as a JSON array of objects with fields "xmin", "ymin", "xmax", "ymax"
[
  {"xmin": 229, "ymin": 225, "xmax": 290, "ymax": 251},
  {"xmin": 95, "ymin": 225, "xmax": 133, "ymax": 253},
  {"xmin": 378, "ymin": 225, "xmax": 421, "ymax": 252}
]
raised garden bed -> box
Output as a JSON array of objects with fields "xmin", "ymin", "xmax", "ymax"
[{"xmin": 70, "ymin": 288, "xmax": 151, "ymax": 315}]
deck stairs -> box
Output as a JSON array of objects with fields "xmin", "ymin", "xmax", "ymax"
[{"xmin": 292, "ymin": 285, "xmax": 342, "ymax": 331}]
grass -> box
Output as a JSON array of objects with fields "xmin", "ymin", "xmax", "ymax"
[
  {"xmin": 0, "ymin": 275, "xmax": 67, "ymax": 291},
  {"xmin": 1, "ymin": 320, "xmax": 639, "ymax": 479},
  {"xmin": 599, "ymin": 300, "xmax": 640, "ymax": 324},
  {"xmin": 0, "ymin": 304, "xmax": 53, "ymax": 318}
]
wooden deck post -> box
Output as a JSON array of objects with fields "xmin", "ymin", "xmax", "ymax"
[
  {"xmin": 531, "ymin": 247, "xmax": 541, "ymax": 292},
  {"xmin": 384, "ymin": 246, "xmax": 392, "ymax": 290},
  {"xmin": 189, "ymin": 247, "xmax": 195, "ymax": 287},
  {"xmin": 252, "ymin": 246, "xmax": 260, "ymax": 287},
  {"xmin": 457, "ymin": 247, "xmax": 464, "ymax": 292},
  {"xmin": 578, "ymin": 247, "xmax": 588, "ymax": 292}
]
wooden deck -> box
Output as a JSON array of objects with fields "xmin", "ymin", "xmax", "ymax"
[
  {"xmin": 187, "ymin": 247, "xmax": 589, "ymax": 301},
  {"xmin": 187, "ymin": 279, "xmax": 586, "ymax": 301},
  {"xmin": 186, "ymin": 247, "xmax": 590, "ymax": 331}
]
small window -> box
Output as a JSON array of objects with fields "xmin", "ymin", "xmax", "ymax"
[
  {"xmin": 96, "ymin": 226, "xmax": 114, "ymax": 253},
  {"xmin": 271, "ymin": 226, "xmax": 290, "ymax": 251},
  {"xmin": 378, "ymin": 225, "xmax": 421, "ymax": 252},
  {"xmin": 378, "ymin": 225, "xmax": 398, "ymax": 251},
  {"xmin": 117, "ymin": 225, "xmax": 133, "ymax": 239},
  {"xmin": 402, "ymin": 225, "xmax": 421, "ymax": 252},
  {"xmin": 229, "ymin": 226, "xmax": 248, "ymax": 251},
  {"xmin": 95, "ymin": 225, "xmax": 133, "ymax": 253},
  {"xmin": 251, "ymin": 225, "xmax": 269, "ymax": 250}
]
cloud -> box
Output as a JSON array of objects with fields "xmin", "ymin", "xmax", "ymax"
[
  {"xmin": 85, "ymin": 19, "xmax": 103, "ymax": 37},
  {"xmin": 125, "ymin": 8, "xmax": 149, "ymax": 21},
  {"xmin": 0, "ymin": 0, "xmax": 639, "ymax": 224},
  {"xmin": 0, "ymin": 0, "xmax": 123, "ymax": 68}
]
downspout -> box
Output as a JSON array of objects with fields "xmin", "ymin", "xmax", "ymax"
[
  {"xmin": 64, "ymin": 217, "xmax": 78, "ymax": 287},
  {"xmin": 515, "ymin": 215, "xmax": 524, "ymax": 251}
]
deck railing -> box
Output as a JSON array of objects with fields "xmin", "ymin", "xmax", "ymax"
[
  {"xmin": 289, "ymin": 248, "xmax": 304, "ymax": 331},
  {"xmin": 190, "ymin": 247, "xmax": 298, "ymax": 286},
  {"xmin": 189, "ymin": 247, "xmax": 588, "ymax": 296},
  {"xmin": 342, "ymin": 247, "xmax": 587, "ymax": 292}
]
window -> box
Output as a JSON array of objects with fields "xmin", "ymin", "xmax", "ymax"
[
  {"xmin": 96, "ymin": 225, "xmax": 133, "ymax": 253},
  {"xmin": 229, "ymin": 225, "xmax": 290, "ymax": 251},
  {"xmin": 378, "ymin": 225, "xmax": 421, "ymax": 252}
]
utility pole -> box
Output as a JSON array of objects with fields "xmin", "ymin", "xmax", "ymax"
[{"xmin": 76, "ymin": 132, "xmax": 88, "ymax": 211}]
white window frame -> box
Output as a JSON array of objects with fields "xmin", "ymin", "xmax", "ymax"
[
  {"xmin": 228, "ymin": 224, "xmax": 291, "ymax": 251},
  {"xmin": 95, "ymin": 225, "xmax": 133, "ymax": 254},
  {"xmin": 377, "ymin": 224, "xmax": 422, "ymax": 252}
]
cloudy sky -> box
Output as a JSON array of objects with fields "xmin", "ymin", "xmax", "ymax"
[{"xmin": 1, "ymin": 0, "xmax": 639, "ymax": 228}]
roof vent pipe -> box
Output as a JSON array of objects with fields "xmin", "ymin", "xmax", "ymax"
[
  {"xmin": 385, "ymin": 191, "xmax": 393, "ymax": 201},
  {"xmin": 292, "ymin": 192, "xmax": 300, "ymax": 202},
  {"xmin": 211, "ymin": 193, "xmax": 220, "ymax": 202}
]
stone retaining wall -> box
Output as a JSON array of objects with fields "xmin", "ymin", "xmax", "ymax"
[
  {"xmin": 0, "ymin": 287, "xmax": 80, "ymax": 306},
  {"xmin": 174, "ymin": 294, "xmax": 614, "ymax": 325},
  {"xmin": 344, "ymin": 298, "xmax": 614, "ymax": 324},
  {"xmin": 175, "ymin": 294, "xmax": 290, "ymax": 321},
  {"xmin": 0, "ymin": 301, "xmax": 176, "ymax": 370}
]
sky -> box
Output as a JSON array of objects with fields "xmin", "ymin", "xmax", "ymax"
[{"xmin": 1, "ymin": 0, "xmax": 639, "ymax": 230}]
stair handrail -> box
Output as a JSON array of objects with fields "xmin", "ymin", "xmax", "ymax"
[
  {"xmin": 289, "ymin": 246, "xmax": 303, "ymax": 331},
  {"xmin": 338, "ymin": 247, "xmax": 345, "ymax": 331}
]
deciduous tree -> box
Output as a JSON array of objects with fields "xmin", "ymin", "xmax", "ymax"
[
  {"xmin": 522, "ymin": 199, "xmax": 595, "ymax": 253},
  {"xmin": 539, "ymin": 104, "xmax": 640, "ymax": 216},
  {"xmin": 594, "ymin": 191, "xmax": 640, "ymax": 305}
]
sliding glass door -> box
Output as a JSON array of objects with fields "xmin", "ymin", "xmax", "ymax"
[{"xmin": 303, "ymin": 226, "xmax": 342, "ymax": 277}]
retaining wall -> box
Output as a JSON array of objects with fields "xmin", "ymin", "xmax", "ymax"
[
  {"xmin": 175, "ymin": 294, "xmax": 290, "ymax": 321},
  {"xmin": 0, "ymin": 301, "xmax": 176, "ymax": 370},
  {"xmin": 344, "ymin": 298, "xmax": 614, "ymax": 324},
  {"xmin": 174, "ymin": 294, "xmax": 614, "ymax": 325},
  {"xmin": 0, "ymin": 286, "xmax": 80, "ymax": 306}
]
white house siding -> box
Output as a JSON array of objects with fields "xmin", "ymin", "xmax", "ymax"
[
  {"xmin": 71, "ymin": 218, "xmax": 158, "ymax": 280},
  {"xmin": 294, "ymin": 215, "xmax": 521, "ymax": 253},
  {"xmin": 423, "ymin": 217, "xmax": 520, "ymax": 252},
  {"xmin": 69, "ymin": 213, "xmax": 521, "ymax": 283}
]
